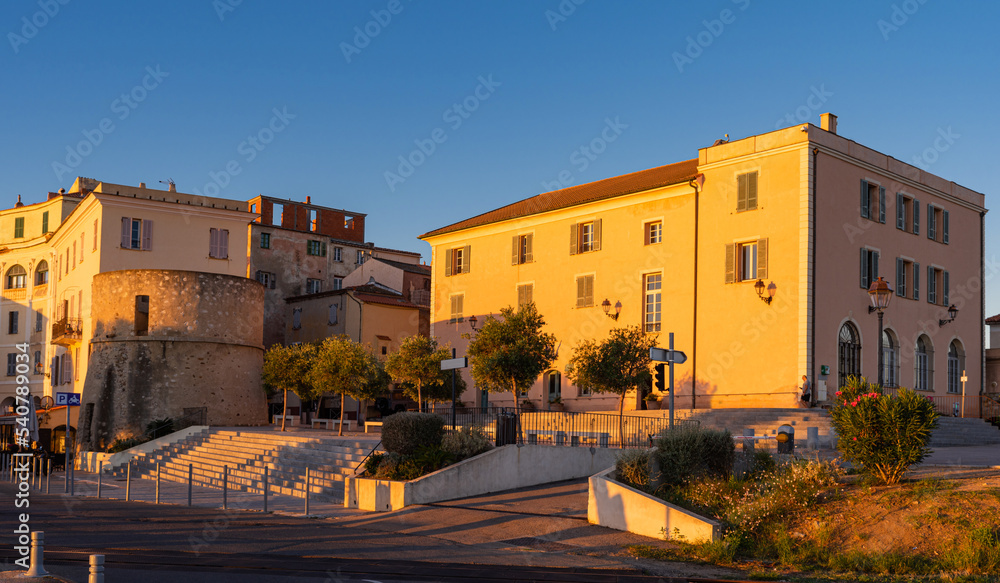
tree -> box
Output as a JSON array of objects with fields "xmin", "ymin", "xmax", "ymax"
[
  {"xmin": 398, "ymin": 367, "xmax": 469, "ymax": 405},
  {"xmin": 262, "ymin": 343, "xmax": 319, "ymax": 432},
  {"xmin": 565, "ymin": 326, "xmax": 657, "ymax": 442},
  {"xmin": 466, "ymin": 303, "xmax": 557, "ymax": 421},
  {"xmin": 310, "ymin": 336, "xmax": 390, "ymax": 436},
  {"xmin": 385, "ymin": 335, "xmax": 451, "ymax": 410}
]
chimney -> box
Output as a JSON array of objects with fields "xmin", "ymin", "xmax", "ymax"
[
  {"xmin": 306, "ymin": 196, "xmax": 311, "ymax": 204},
  {"xmin": 820, "ymin": 113, "xmax": 838, "ymax": 135},
  {"xmin": 168, "ymin": 182, "xmax": 176, "ymax": 193},
  {"xmin": 139, "ymin": 182, "xmax": 146, "ymax": 189}
]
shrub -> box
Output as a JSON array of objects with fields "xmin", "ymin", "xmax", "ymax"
[
  {"xmin": 371, "ymin": 447, "xmax": 454, "ymax": 480},
  {"xmin": 652, "ymin": 424, "xmax": 735, "ymax": 487},
  {"xmin": 381, "ymin": 412, "xmax": 445, "ymax": 455},
  {"xmin": 615, "ymin": 449, "xmax": 650, "ymax": 490},
  {"xmin": 144, "ymin": 417, "xmax": 174, "ymax": 439},
  {"xmin": 829, "ymin": 376, "xmax": 937, "ymax": 485},
  {"xmin": 107, "ymin": 436, "xmax": 147, "ymax": 453},
  {"xmin": 363, "ymin": 452, "xmax": 383, "ymax": 476},
  {"xmin": 441, "ymin": 426, "xmax": 493, "ymax": 460}
]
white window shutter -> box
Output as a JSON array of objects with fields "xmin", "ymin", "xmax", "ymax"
[
  {"xmin": 756, "ymin": 238, "xmax": 768, "ymax": 279},
  {"xmin": 725, "ymin": 244, "xmax": 735, "ymax": 284},
  {"xmin": 525, "ymin": 234, "xmax": 533, "ymax": 263},
  {"xmin": 747, "ymin": 172, "xmax": 758, "ymax": 210},
  {"xmin": 62, "ymin": 353, "xmax": 72, "ymax": 385},
  {"xmin": 142, "ymin": 220, "xmax": 153, "ymax": 250},
  {"xmin": 463, "ymin": 245, "xmax": 471, "ymax": 273},
  {"xmin": 121, "ymin": 217, "xmax": 130, "ymax": 248},
  {"xmin": 593, "ymin": 219, "xmax": 602, "ymax": 251},
  {"xmin": 511, "ymin": 236, "xmax": 519, "ymax": 265},
  {"xmin": 569, "ymin": 223, "xmax": 578, "ymax": 255},
  {"xmin": 221, "ymin": 229, "xmax": 229, "ymax": 259},
  {"xmin": 444, "ymin": 248, "xmax": 452, "ymax": 277},
  {"xmin": 736, "ymin": 174, "xmax": 747, "ymax": 212},
  {"xmin": 209, "ymin": 228, "xmax": 219, "ymax": 258}
]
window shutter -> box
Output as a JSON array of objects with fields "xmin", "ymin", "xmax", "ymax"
[
  {"xmin": 569, "ymin": 223, "xmax": 578, "ymax": 255},
  {"xmin": 141, "ymin": 220, "xmax": 153, "ymax": 250},
  {"xmin": 927, "ymin": 204, "xmax": 935, "ymax": 240},
  {"xmin": 593, "ymin": 219, "xmax": 602, "ymax": 251},
  {"xmin": 927, "ymin": 265, "xmax": 936, "ymax": 304},
  {"xmin": 860, "ymin": 248, "xmax": 869, "ymax": 289},
  {"xmin": 512, "ymin": 236, "xmax": 519, "ymax": 265},
  {"xmin": 942, "ymin": 210, "xmax": 949, "ymax": 244},
  {"xmin": 209, "ymin": 228, "xmax": 219, "ymax": 258},
  {"xmin": 62, "ymin": 353, "xmax": 72, "ymax": 385},
  {"xmin": 221, "ymin": 229, "xmax": 229, "ymax": 259},
  {"xmin": 321, "ymin": 242, "xmax": 327, "ymax": 257},
  {"xmin": 736, "ymin": 173, "xmax": 747, "ymax": 212},
  {"xmin": 50, "ymin": 356, "xmax": 58, "ymax": 385},
  {"xmin": 444, "ymin": 248, "xmax": 452, "ymax": 277},
  {"xmin": 585, "ymin": 276, "xmax": 594, "ymax": 306},
  {"xmin": 747, "ymin": 172, "xmax": 758, "ymax": 210},
  {"xmin": 873, "ymin": 251, "xmax": 879, "ymax": 281},
  {"xmin": 121, "ymin": 217, "xmax": 130, "ymax": 248},
  {"xmin": 896, "ymin": 194, "xmax": 905, "ymax": 229},
  {"xmin": 525, "ymin": 234, "xmax": 533, "ymax": 263},
  {"xmin": 913, "ymin": 200, "xmax": 920, "ymax": 235},
  {"xmin": 878, "ymin": 186, "xmax": 886, "ymax": 224},
  {"xmin": 756, "ymin": 238, "xmax": 768, "ymax": 279},
  {"xmin": 463, "ymin": 245, "xmax": 471, "ymax": 273},
  {"xmin": 913, "ymin": 262, "xmax": 920, "ymax": 300},
  {"xmin": 896, "ymin": 258, "xmax": 904, "ymax": 297},
  {"xmin": 270, "ymin": 275, "xmax": 275, "ymax": 290},
  {"xmin": 860, "ymin": 180, "xmax": 870, "ymax": 219},
  {"xmin": 943, "ymin": 271, "xmax": 950, "ymax": 305},
  {"xmin": 725, "ymin": 244, "xmax": 735, "ymax": 284}
]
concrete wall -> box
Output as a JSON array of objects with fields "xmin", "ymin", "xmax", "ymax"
[
  {"xmin": 79, "ymin": 270, "xmax": 265, "ymax": 451},
  {"xmin": 588, "ymin": 467, "xmax": 720, "ymax": 542},
  {"xmin": 77, "ymin": 426, "xmax": 207, "ymax": 472}
]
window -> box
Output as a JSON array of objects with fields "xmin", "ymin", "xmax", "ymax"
[
  {"xmin": 328, "ymin": 303, "xmax": 339, "ymax": 325},
  {"xmin": 357, "ymin": 250, "xmax": 366, "ymax": 264},
  {"xmin": 272, "ymin": 203, "xmax": 283, "ymax": 226},
  {"xmin": 725, "ymin": 239, "xmax": 767, "ymax": 283},
  {"xmin": 344, "ymin": 214, "xmax": 355, "ymax": 229},
  {"xmin": 5, "ymin": 265, "xmax": 26, "ymax": 289},
  {"xmin": 308, "ymin": 209, "xmax": 318, "ymax": 232},
  {"xmin": 926, "ymin": 266, "xmax": 949, "ymax": 305},
  {"xmin": 61, "ymin": 352, "xmax": 72, "ymax": 385},
  {"xmin": 333, "ymin": 247, "xmax": 342, "ymax": 262},
  {"xmin": 882, "ymin": 330, "xmax": 898, "ymax": 388},
  {"xmin": 135, "ymin": 295, "xmax": 149, "ymax": 336},
  {"xmin": 449, "ymin": 294, "xmax": 464, "ymax": 324},
  {"xmin": 120, "ymin": 217, "xmax": 152, "ymax": 250},
  {"xmin": 35, "ymin": 312, "xmax": 43, "ymax": 333},
  {"xmin": 569, "ymin": 220, "xmax": 602, "ymax": 255},
  {"xmin": 860, "ymin": 179, "xmax": 885, "ymax": 223},
  {"xmin": 255, "ymin": 271, "xmax": 276, "ymax": 289},
  {"xmin": 8, "ymin": 311, "xmax": 18, "ymax": 334},
  {"xmin": 736, "ymin": 171, "xmax": 758, "ymax": 212},
  {"xmin": 6, "ymin": 354, "xmax": 15, "ymax": 376},
  {"xmin": 333, "ymin": 277, "xmax": 343, "ymax": 290},
  {"xmin": 517, "ymin": 283, "xmax": 533, "ymax": 308},
  {"xmin": 42, "ymin": 212, "xmax": 49, "ymax": 234},
  {"xmin": 947, "ymin": 340, "xmax": 964, "ymax": 394},
  {"xmin": 444, "ymin": 246, "xmax": 471, "ymax": 276},
  {"xmin": 306, "ymin": 279, "xmax": 322, "ymax": 294},
  {"xmin": 250, "ymin": 203, "xmax": 257, "ymax": 215},
  {"xmin": 838, "ymin": 323, "xmax": 862, "ymax": 390},
  {"xmin": 644, "ymin": 273, "xmax": 662, "ymax": 332},
  {"xmin": 915, "ymin": 335, "xmax": 932, "ymax": 391},
  {"xmin": 292, "ymin": 308, "xmax": 302, "ymax": 330},
  {"xmin": 33, "ymin": 351, "xmax": 41, "ymax": 374},
  {"xmin": 895, "ymin": 194, "xmax": 919, "ymax": 234},
  {"xmin": 575, "ymin": 274, "xmax": 594, "ymax": 308},
  {"xmin": 511, "ymin": 234, "xmax": 533, "ymax": 265},
  {"xmin": 13, "ymin": 217, "xmax": 24, "ymax": 238},
  {"xmin": 645, "ymin": 221, "xmax": 662, "ymax": 245},
  {"xmin": 209, "ymin": 228, "xmax": 230, "ymax": 259},
  {"xmin": 927, "ymin": 204, "xmax": 950, "ymax": 244},
  {"xmin": 859, "ymin": 248, "xmax": 879, "ymax": 289},
  {"xmin": 260, "ymin": 233, "xmax": 271, "ymax": 249},
  {"xmin": 306, "ymin": 240, "xmax": 327, "ymax": 257},
  {"xmin": 545, "ymin": 371, "xmax": 561, "ymax": 403}
]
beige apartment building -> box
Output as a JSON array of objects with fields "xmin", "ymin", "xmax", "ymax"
[{"xmin": 421, "ymin": 114, "xmax": 987, "ymax": 413}]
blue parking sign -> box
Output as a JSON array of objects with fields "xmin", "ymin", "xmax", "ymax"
[{"xmin": 56, "ymin": 392, "xmax": 81, "ymax": 406}]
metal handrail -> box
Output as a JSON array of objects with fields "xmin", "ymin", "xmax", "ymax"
[{"xmin": 354, "ymin": 440, "xmax": 382, "ymax": 475}]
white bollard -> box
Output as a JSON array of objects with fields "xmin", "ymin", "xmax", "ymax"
[
  {"xmin": 89, "ymin": 554, "xmax": 105, "ymax": 583},
  {"xmin": 26, "ymin": 531, "xmax": 49, "ymax": 576}
]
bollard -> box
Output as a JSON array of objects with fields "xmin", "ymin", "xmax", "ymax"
[
  {"xmin": 806, "ymin": 426, "xmax": 819, "ymax": 450},
  {"xmin": 89, "ymin": 554, "xmax": 104, "ymax": 583},
  {"xmin": 743, "ymin": 428, "xmax": 756, "ymax": 455},
  {"xmin": 777, "ymin": 425, "xmax": 795, "ymax": 454},
  {"xmin": 304, "ymin": 467, "xmax": 310, "ymax": 516},
  {"xmin": 26, "ymin": 531, "xmax": 49, "ymax": 576},
  {"xmin": 70, "ymin": 462, "xmax": 74, "ymax": 496},
  {"xmin": 97, "ymin": 464, "xmax": 102, "ymax": 499},
  {"xmin": 46, "ymin": 460, "xmax": 51, "ymax": 494},
  {"xmin": 125, "ymin": 462, "xmax": 131, "ymax": 501},
  {"xmin": 32, "ymin": 457, "xmax": 37, "ymax": 490},
  {"xmin": 187, "ymin": 463, "xmax": 193, "ymax": 506},
  {"xmin": 223, "ymin": 466, "xmax": 228, "ymax": 510},
  {"xmin": 155, "ymin": 463, "xmax": 160, "ymax": 504},
  {"xmin": 263, "ymin": 466, "xmax": 268, "ymax": 513}
]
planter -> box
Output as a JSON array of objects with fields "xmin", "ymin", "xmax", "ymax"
[
  {"xmin": 549, "ymin": 402, "xmax": 565, "ymax": 412},
  {"xmin": 644, "ymin": 400, "xmax": 661, "ymax": 410}
]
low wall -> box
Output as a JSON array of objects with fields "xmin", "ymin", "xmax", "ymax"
[
  {"xmin": 77, "ymin": 426, "xmax": 209, "ymax": 473},
  {"xmin": 345, "ymin": 444, "xmax": 618, "ymax": 511},
  {"xmin": 76, "ymin": 451, "xmax": 112, "ymax": 473},
  {"xmin": 588, "ymin": 467, "xmax": 720, "ymax": 542}
]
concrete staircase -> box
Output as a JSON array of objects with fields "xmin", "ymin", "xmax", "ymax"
[
  {"xmin": 108, "ymin": 429, "xmax": 380, "ymax": 503},
  {"xmin": 675, "ymin": 408, "xmax": 836, "ymax": 448},
  {"xmin": 929, "ymin": 416, "xmax": 1000, "ymax": 447}
]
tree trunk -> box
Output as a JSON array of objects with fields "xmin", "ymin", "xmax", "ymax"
[
  {"xmin": 619, "ymin": 393, "xmax": 625, "ymax": 448},
  {"xmin": 339, "ymin": 393, "xmax": 346, "ymax": 436},
  {"xmin": 281, "ymin": 388, "xmax": 288, "ymax": 432},
  {"xmin": 417, "ymin": 380, "xmax": 422, "ymax": 412},
  {"xmin": 513, "ymin": 376, "xmax": 523, "ymax": 444}
]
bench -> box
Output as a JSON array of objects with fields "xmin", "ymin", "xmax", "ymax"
[
  {"xmin": 526, "ymin": 429, "xmax": 610, "ymax": 447},
  {"xmin": 311, "ymin": 419, "xmax": 355, "ymax": 431},
  {"xmin": 272, "ymin": 415, "xmax": 298, "ymax": 426},
  {"xmin": 365, "ymin": 421, "xmax": 383, "ymax": 433}
]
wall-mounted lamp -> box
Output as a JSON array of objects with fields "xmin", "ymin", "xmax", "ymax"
[
  {"xmin": 754, "ymin": 279, "xmax": 777, "ymax": 305},
  {"xmin": 601, "ymin": 299, "xmax": 622, "ymax": 320},
  {"xmin": 939, "ymin": 304, "xmax": 958, "ymax": 327},
  {"xmin": 468, "ymin": 315, "xmax": 478, "ymax": 330}
]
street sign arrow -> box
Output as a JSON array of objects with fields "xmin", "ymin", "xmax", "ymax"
[
  {"xmin": 440, "ymin": 357, "xmax": 468, "ymax": 371},
  {"xmin": 649, "ymin": 347, "xmax": 687, "ymax": 364}
]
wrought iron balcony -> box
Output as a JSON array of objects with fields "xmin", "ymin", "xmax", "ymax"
[{"xmin": 52, "ymin": 317, "xmax": 82, "ymax": 346}]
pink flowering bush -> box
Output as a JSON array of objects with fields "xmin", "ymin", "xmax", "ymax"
[{"xmin": 829, "ymin": 376, "xmax": 938, "ymax": 485}]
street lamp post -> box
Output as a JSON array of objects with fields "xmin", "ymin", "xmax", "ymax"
[{"xmin": 867, "ymin": 277, "xmax": 893, "ymax": 387}]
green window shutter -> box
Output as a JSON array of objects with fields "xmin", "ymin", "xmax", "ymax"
[
  {"xmin": 42, "ymin": 212, "xmax": 49, "ymax": 234},
  {"xmin": 444, "ymin": 248, "xmax": 452, "ymax": 277},
  {"xmin": 860, "ymin": 180, "xmax": 870, "ymax": 219},
  {"xmin": 913, "ymin": 200, "xmax": 920, "ymax": 235},
  {"xmin": 322, "ymin": 242, "xmax": 327, "ymax": 257},
  {"xmin": 593, "ymin": 219, "xmax": 602, "ymax": 251},
  {"xmin": 873, "ymin": 251, "xmax": 879, "ymax": 281},
  {"xmin": 942, "ymin": 210, "xmax": 949, "ymax": 244},
  {"xmin": 747, "ymin": 172, "xmax": 758, "ymax": 210},
  {"xmin": 943, "ymin": 271, "xmax": 949, "ymax": 305},
  {"xmin": 463, "ymin": 245, "xmax": 471, "ymax": 273},
  {"xmin": 896, "ymin": 194, "xmax": 905, "ymax": 229},
  {"xmin": 896, "ymin": 258, "xmax": 904, "ymax": 297},
  {"xmin": 860, "ymin": 248, "xmax": 869, "ymax": 289},
  {"xmin": 736, "ymin": 173, "xmax": 747, "ymax": 212},
  {"xmin": 756, "ymin": 238, "xmax": 768, "ymax": 279},
  {"xmin": 927, "ymin": 265, "xmax": 936, "ymax": 304},
  {"xmin": 725, "ymin": 244, "xmax": 735, "ymax": 284},
  {"xmin": 927, "ymin": 204, "xmax": 936, "ymax": 240},
  {"xmin": 879, "ymin": 186, "xmax": 886, "ymax": 224},
  {"xmin": 525, "ymin": 234, "xmax": 533, "ymax": 263},
  {"xmin": 569, "ymin": 223, "xmax": 578, "ymax": 255},
  {"xmin": 512, "ymin": 236, "xmax": 519, "ymax": 265},
  {"xmin": 913, "ymin": 262, "xmax": 920, "ymax": 300}
]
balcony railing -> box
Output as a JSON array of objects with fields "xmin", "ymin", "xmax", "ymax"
[{"xmin": 51, "ymin": 317, "xmax": 82, "ymax": 345}]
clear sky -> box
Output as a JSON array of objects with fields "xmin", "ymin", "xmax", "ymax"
[{"xmin": 3, "ymin": 1, "xmax": 999, "ymax": 326}]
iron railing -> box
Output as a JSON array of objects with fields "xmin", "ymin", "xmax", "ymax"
[{"xmin": 881, "ymin": 387, "xmax": 983, "ymax": 417}]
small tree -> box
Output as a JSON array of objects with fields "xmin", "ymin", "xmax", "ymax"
[
  {"xmin": 310, "ymin": 336, "xmax": 390, "ymax": 436},
  {"xmin": 385, "ymin": 335, "xmax": 451, "ymax": 410},
  {"xmin": 262, "ymin": 343, "xmax": 319, "ymax": 432},
  {"xmin": 398, "ymin": 368, "xmax": 468, "ymax": 406},
  {"xmin": 829, "ymin": 376, "xmax": 938, "ymax": 484},
  {"xmin": 565, "ymin": 326, "xmax": 657, "ymax": 442},
  {"xmin": 466, "ymin": 303, "xmax": 557, "ymax": 421}
]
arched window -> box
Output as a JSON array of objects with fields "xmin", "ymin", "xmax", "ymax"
[
  {"xmin": 882, "ymin": 330, "xmax": 898, "ymax": 388},
  {"xmin": 35, "ymin": 260, "xmax": 49, "ymax": 285},
  {"xmin": 947, "ymin": 340, "xmax": 965, "ymax": 394},
  {"xmin": 545, "ymin": 370, "xmax": 561, "ymax": 404},
  {"xmin": 5, "ymin": 265, "xmax": 26, "ymax": 289},
  {"xmin": 838, "ymin": 322, "xmax": 861, "ymax": 389},
  {"xmin": 915, "ymin": 335, "xmax": 933, "ymax": 391}
]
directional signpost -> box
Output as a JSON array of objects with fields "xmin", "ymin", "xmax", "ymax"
[
  {"xmin": 56, "ymin": 392, "xmax": 81, "ymax": 493},
  {"xmin": 650, "ymin": 333, "xmax": 687, "ymax": 429},
  {"xmin": 441, "ymin": 352, "xmax": 468, "ymax": 430}
]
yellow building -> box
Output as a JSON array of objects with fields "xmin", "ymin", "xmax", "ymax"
[{"xmin": 420, "ymin": 114, "xmax": 987, "ymax": 413}]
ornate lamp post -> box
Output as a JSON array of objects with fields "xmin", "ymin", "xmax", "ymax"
[{"xmin": 867, "ymin": 276, "xmax": 893, "ymax": 387}]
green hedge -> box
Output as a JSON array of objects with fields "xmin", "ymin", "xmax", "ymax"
[
  {"xmin": 381, "ymin": 412, "xmax": 445, "ymax": 456},
  {"xmin": 651, "ymin": 424, "xmax": 734, "ymax": 487}
]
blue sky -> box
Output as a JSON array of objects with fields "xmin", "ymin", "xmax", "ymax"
[{"xmin": 3, "ymin": 1, "xmax": 998, "ymax": 323}]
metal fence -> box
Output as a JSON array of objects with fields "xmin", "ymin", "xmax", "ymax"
[{"xmin": 881, "ymin": 387, "xmax": 985, "ymax": 418}]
